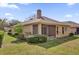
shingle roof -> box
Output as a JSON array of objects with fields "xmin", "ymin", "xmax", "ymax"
[
  {"xmin": 63, "ymin": 21, "xmax": 79, "ymax": 24},
  {"xmin": 22, "ymin": 9, "xmax": 79, "ymax": 27},
  {"xmin": 63, "ymin": 21, "xmax": 79, "ymax": 27},
  {"xmin": 22, "ymin": 15, "xmax": 69, "ymax": 26}
]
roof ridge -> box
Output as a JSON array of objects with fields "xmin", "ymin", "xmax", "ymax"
[{"xmin": 63, "ymin": 21, "xmax": 79, "ymax": 25}]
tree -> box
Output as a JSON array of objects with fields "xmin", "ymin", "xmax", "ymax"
[
  {"xmin": 13, "ymin": 24, "xmax": 22, "ymax": 34},
  {"xmin": 0, "ymin": 18, "xmax": 7, "ymax": 30},
  {"xmin": 9, "ymin": 19, "xmax": 21, "ymax": 26}
]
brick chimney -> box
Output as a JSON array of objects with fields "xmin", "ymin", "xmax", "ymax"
[{"xmin": 37, "ymin": 9, "xmax": 42, "ymax": 19}]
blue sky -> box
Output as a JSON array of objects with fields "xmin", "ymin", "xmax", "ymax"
[{"xmin": 0, "ymin": 3, "xmax": 79, "ymax": 23}]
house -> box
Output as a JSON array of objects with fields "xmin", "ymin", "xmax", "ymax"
[
  {"xmin": 63, "ymin": 21, "xmax": 79, "ymax": 34},
  {"xmin": 22, "ymin": 9, "xmax": 79, "ymax": 38}
]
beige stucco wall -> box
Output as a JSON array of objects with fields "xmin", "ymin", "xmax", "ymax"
[
  {"xmin": 70, "ymin": 27, "xmax": 76, "ymax": 34},
  {"xmin": 22, "ymin": 22, "xmax": 77, "ymax": 38},
  {"xmin": 56, "ymin": 25, "xmax": 71, "ymax": 38},
  {"xmin": 22, "ymin": 24, "xmax": 33, "ymax": 36},
  {"xmin": 22, "ymin": 24, "xmax": 72, "ymax": 38}
]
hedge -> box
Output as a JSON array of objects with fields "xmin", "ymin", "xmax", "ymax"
[{"xmin": 27, "ymin": 35, "xmax": 47, "ymax": 43}]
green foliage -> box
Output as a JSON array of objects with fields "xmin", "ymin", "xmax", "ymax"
[
  {"xmin": 38, "ymin": 35, "xmax": 79, "ymax": 49},
  {"xmin": 11, "ymin": 32, "xmax": 19, "ymax": 38},
  {"xmin": 11, "ymin": 33, "xmax": 26, "ymax": 43},
  {"xmin": 8, "ymin": 30, "xmax": 12, "ymax": 35},
  {"xmin": 27, "ymin": 36, "xmax": 39, "ymax": 43},
  {"xmin": 1, "ymin": 34, "xmax": 79, "ymax": 54},
  {"xmin": 13, "ymin": 24, "xmax": 26, "ymax": 43},
  {"xmin": 69, "ymin": 33, "xmax": 74, "ymax": 36},
  {"xmin": 14, "ymin": 24, "xmax": 22, "ymax": 34},
  {"xmin": 17, "ymin": 34, "xmax": 26, "ymax": 40},
  {"xmin": 36, "ymin": 35, "xmax": 47, "ymax": 43},
  {"xmin": 0, "ymin": 30, "xmax": 4, "ymax": 39},
  {"xmin": 0, "ymin": 30, "xmax": 4, "ymax": 48},
  {"xmin": 27, "ymin": 35, "xmax": 47, "ymax": 43}
]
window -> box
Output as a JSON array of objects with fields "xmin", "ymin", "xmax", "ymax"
[
  {"xmin": 33, "ymin": 24, "xmax": 38, "ymax": 34},
  {"xmin": 48, "ymin": 25, "xmax": 55, "ymax": 36},
  {"xmin": 57, "ymin": 26, "xmax": 58, "ymax": 34},
  {"xmin": 62, "ymin": 27, "xmax": 64, "ymax": 34},
  {"xmin": 42, "ymin": 25, "xmax": 47, "ymax": 35},
  {"xmin": 64, "ymin": 27, "xmax": 67, "ymax": 32}
]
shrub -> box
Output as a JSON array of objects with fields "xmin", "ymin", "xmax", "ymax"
[
  {"xmin": 13, "ymin": 24, "xmax": 22, "ymax": 34},
  {"xmin": 12, "ymin": 32, "xmax": 19, "ymax": 38},
  {"xmin": 12, "ymin": 24, "xmax": 23, "ymax": 38},
  {"xmin": 12, "ymin": 33, "xmax": 26, "ymax": 43},
  {"xmin": 8, "ymin": 30, "xmax": 12, "ymax": 35},
  {"xmin": 27, "ymin": 35, "xmax": 47, "ymax": 43},
  {"xmin": 0, "ymin": 30, "xmax": 4, "ymax": 48},
  {"xmin": 38, "ymin": 35, "xmax": 47, "ymax": 43},
  {"xmin": 17, "ymin": 33, "xmax": 26, "ymax": 41},
  {"xmin": 27, "ymin": 36, "xmax": 39, "ymax": 43},
  {"xmin": 69, "ymin": 33, "xmax": 74, "ymax": 37}
]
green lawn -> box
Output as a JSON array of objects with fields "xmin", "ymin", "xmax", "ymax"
[
  {"xmin": 0, "ymin": 33, "xmax": 79, "ymax": 55},
  {"xmin": 38, "ymin": 36, "xmax": 79, "ymax": 49},
  {"xmin": 48, "ymin": 38, "xmax": 79, "ymax": 55},
  {"xmin": 1, "ymin": 34, "xmax": 48, "ymax": 55}
]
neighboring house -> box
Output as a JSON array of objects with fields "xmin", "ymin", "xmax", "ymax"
[
  {"xmin": 22, "ymin": 9, "xmax": 79, "ymax": 38},
  {"xmin": 63, "ymin": 21, "xmax": 79, "ymax": 34}
]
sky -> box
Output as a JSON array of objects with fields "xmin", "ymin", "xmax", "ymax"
[{"xmin": 0, "ymin": 3, "xmax": 79, "ymax": 23}]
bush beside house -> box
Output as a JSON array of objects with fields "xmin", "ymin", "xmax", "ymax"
[
  {"xmin": 27, "ymin": 35, "xmax": 47, "ymax": 43},
  {"xmin": 13, "ymin": 24, "xmax": 22, "ymax": 34},
  {"xmin": 8, "ymin": 30, "xmax": 12, "ymax": 35},
  {"xmin": 69, "ymin": 33, "xmax": 74, "ymax": 37},
  {"xmin": 11, "ymin": 24, "xmax": 27, "ymax": 43}
]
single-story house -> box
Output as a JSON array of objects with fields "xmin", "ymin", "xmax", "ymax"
[
  {"xmin": 63, "ymin": 21, "xmax": 79, "ymax": 34},
  {"xmin": 21, "ymin": 9, "xmax": 79, "ymax": 38}
]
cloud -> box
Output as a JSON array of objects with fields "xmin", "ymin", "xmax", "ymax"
[
  {"xmin": 5, "ymin": 13, "xmax": 12, "ymax": 16},
  {"xmin": 65, "ymin": 14, "xmax": 72, "ymax": 18},
  {"xmin": 0, "ymin": 0, "xmax": 6, "ymax": 3},
  {"xmin": 20, "ymin": 3, "xmax": 30, "ymax": 5},
  {"xmin": 0, "ymin": 3, "xmax": 19, "ymax": 9},
  {"xmin": 4, "ymin": 12, "xmax": 14, "ymax": 19},
  {"xmin": 6, "ymin": 16, "xmax": 14, "ymax": 20},
  {"xmin": 67, "ymin": 3, "xmax": 76, "ymax": 6},
  {"xmin": 8, "ymin": 16, "xmax": 14, "ymax": 19}
]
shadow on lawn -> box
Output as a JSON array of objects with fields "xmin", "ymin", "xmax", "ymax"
[{"xmin": 36, "ymin": 35, "xmax": 79, "ymax": 49}]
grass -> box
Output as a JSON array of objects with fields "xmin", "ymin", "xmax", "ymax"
[
  {"xmin": 37, "ymin": 36, "xmax": 79, "ymax": 49},
  {"xmin": 0, "ymin": 33, "xmax": 79, "ymax": 54},
  {"xmin": 48, "ymin": 38, "xmax": 79, "ymax": 55},
  {"xmin": 1, "ymin": 34, "xmax": 48, "ymax": 55},
  {"xmin": 2, "ymin": 33, "xmax": 16, "ymax": 48}
]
